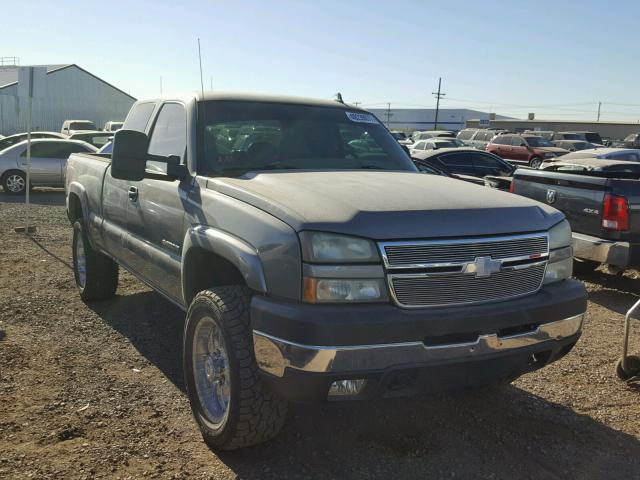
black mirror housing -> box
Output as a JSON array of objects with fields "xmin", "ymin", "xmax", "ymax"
[{"xmin": 111, "ymin": 129, "xmax": 149, "ymax": 181}]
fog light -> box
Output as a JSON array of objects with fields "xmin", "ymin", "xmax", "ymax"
[{"xmin": 328, "ymin": 379, "xmax": 367, "ymax": 397}]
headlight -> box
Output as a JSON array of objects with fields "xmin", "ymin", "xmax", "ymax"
[
  {"xmin": 544, "ymin": 220, "xmax": 573, "ymax": 284},
  {"xmin": 303, "ymin": 278, "xmax": 388, "ymax": 303},
  {"xmin": 548, "ymin": 219, "xmax": 572, "ymax": 249},
  {"xmin": 300, "ymin": 232, "xmax": 379, "ymax": 263}
]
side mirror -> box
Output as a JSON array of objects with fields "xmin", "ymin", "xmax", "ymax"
[{"xmin": 111, "ymin": 129, "xmax": 148, "ymax": 181}]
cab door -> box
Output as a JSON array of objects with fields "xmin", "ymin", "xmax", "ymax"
[
  {"xmin": 124, "ymin": 102, "xmax": 189, "ymax": 303},
  {"xmin": 18, "ymin": 141, "xmax": 63, "ymax": 185}
]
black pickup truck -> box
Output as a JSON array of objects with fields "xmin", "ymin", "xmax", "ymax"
[{"xmin": 512, "ymin": 158, "xmax": 640, "ymax": 272}]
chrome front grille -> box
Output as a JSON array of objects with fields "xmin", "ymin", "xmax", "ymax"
[
  {"xmin": 391, "ymin": 264, "xmax": 546, "ymax": 308},
  {"xmin": 380, "ymin": 233, "xmax": 548, "ymax": 308}
]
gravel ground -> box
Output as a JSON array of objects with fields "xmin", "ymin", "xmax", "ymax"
[{"xmin": 1, "ymin": 190, "xmax": 640, "ymax": 479}]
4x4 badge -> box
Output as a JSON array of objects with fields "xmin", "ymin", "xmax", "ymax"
[{"xmin": 546, "ymin": 189, "xmax": 556, "ymax": 204}]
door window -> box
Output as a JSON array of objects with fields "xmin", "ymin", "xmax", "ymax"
[
  {"xmin": 472, "ymin": 153, "xmax": 513, "ymax": 176},
  {"xmin": 438, "ymin": 153, "xmax": 475, "ymax": 176},
  {"xmin": 21, "ymin": 142, "xmax": 70, "ymax": 158}
]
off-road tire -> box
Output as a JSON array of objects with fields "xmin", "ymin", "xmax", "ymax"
[
  {"xmin": 72, "ymin": 220, "xmax": 119, "ymax": 301},
  {"xmin": 183, "ymin": 286, "xmax": 288, "ymax": 450},
  {"xmin": 2, "ymin": 170, "xmax": 27, "ymax": 195}
]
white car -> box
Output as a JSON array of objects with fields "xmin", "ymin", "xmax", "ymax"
[
  {"xmin": 408, "ymin": 138, "xmax": 464, "ymax": 156},
  {"xmin": 0, "ymin": 138, "xmax": 97, "ymax": 194},
  {"xmin": 61, "ymin": 119, "xmax": 97, "ymax": 136}
]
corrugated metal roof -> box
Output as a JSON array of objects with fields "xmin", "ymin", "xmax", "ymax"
[{"xmin": 0, "ymin": 64, "xmax": 71, "ymax": 88}]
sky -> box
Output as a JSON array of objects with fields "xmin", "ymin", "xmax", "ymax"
[{"xmin": 4, "ymin": 0, "xmax": 640, "ymax": 121}]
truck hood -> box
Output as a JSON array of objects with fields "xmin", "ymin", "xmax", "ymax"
[{"xmin": 207, "ymin": 171, "xmax": 564, "ymax": 240}]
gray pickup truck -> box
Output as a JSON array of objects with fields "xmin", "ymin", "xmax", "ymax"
[{"xmin": 65, "ymin": 93, "xmax": 587, "ymax": 450}]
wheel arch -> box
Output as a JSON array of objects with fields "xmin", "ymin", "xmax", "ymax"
[{"xmin": 181, "ymin": 226, "xmax": 267, "ymax": 305}]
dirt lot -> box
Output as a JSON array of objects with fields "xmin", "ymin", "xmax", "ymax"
[{"xmin": 1, "ymin": 190, "xmax": 640, "ymax": 479}]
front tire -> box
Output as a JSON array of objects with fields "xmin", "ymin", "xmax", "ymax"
[
  {"xmin": 2, "ymin": 170, "xmax": 27, "ymax": 195},
  {"xmin": 183, "ymin": 287, "xmax": 287, "ymax": 451},
  {"xmin": 72, "ymin": 220, "xmax": 119, "ymax": 300}
]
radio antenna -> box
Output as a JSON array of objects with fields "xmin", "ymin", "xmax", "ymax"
[{"xmin": 197, "ymin": 38, "xmax": 205, "ymax": 98}]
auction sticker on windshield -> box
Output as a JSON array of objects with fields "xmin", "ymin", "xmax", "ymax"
[{"xmin": 345, "ymin": 112, "xmax": 379, "ymax": 124}]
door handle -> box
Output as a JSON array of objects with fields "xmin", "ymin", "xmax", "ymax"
[{"xmin": 128, "ymin": 186, "xmax": 138, "ymax": 202}]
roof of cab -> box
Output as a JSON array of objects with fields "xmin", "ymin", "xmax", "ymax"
[{"xmin": 139, "ymin": 91, "xmax": 367, "ymax": 111}]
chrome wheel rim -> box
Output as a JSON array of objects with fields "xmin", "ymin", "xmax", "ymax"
[
  {"xmin": 75, "ymin": 233, "xmax": 87, "ymax": 288},
  {"xmin": 6, "ymin": 174, "xmax": 25, "ymax": 192},
  {"xmin": 193, "ymin": 316, "xmax": 231, "ymax": 427}
]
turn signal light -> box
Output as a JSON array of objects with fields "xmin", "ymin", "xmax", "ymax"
[{"xmin": 602, "ymin": 193, "xmax": 629, "ymax": 231}]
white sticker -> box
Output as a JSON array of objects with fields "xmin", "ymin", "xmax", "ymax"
[{"xmin": 345, "ymin": 111, "xmax": 379, "ymax": 124}]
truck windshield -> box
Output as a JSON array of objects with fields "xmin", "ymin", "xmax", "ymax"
[{"xmin": 197, "ymin": 101, "xmax": 416, "ymax": 176}]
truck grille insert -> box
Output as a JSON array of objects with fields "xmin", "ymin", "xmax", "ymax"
[
  {"xmin": 380, "ymin": 234, "xmax": 548, "ymax": 308},
  {"xmin": 390, "ymin": 264, "xmax": 546, "ymax": 308},
  {"xmin": 383, "ymin": 236, "xmax": 548, "ymax": 267}
]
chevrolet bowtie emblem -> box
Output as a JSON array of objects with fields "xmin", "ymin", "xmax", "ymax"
[{"xmin": 462, "ymin": 256, "xmax": 502, "ymax": 278}]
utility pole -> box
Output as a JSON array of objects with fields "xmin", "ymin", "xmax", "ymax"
[
  {"xmin": 597, "ymin": 101, "xmax": 601, "ymax": 122},
  {"xmin": 432, "ymin": 77, "xmax": 446, "ymax": 130},
  {"xmin": 386, "ymin": 103, "xmax": 392, "ymax": 127},
  {"xmin": 160, "ymin": 76, "xmax": 163, "ymax": 95}
]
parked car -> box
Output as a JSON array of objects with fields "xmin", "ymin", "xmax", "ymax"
[
  {"xmin": 512, "ymin": 157, "xmax": 640, "ymax": 273},
  {"xmin": 412, "ymin": 148, "xmax": 515, "ymax": 191},
  {"xmin": 421, "ymin": 138, "xmax": 465, "ymax": 149},
  {"xmin": 61, "ymin": 120, "xmax": 97, "ymax": 135},
  {"xmin": 412, "ymin": 130, "xmax": 455, "ymax": 141},
  {"xmin": 0, "ymin": 131, "xmax": 67, "ymax": 152},
  {"xmin": 523, "ymin": 130, "xmax": 555, "ymax": 140},
  {"xmin": 622, "ymin": 133, "xmax": 640, "ymax": 149},
  {"xmin": 552, "ymin": 140, "xmax": 596, "ymax": 152},
  {"xmin": 97, "ymin": 141, "xmax": 113, "ymax": 154},
  {"xmin": 467, "ymin": 129, "xmax": 504, "ymax": 150},
  {"xmin": 547, "ymin": 148, "xmax": 640, "ymax": 163},
  {"xmin": 456, "ymin": 128, "xmax": 479, "ymax": 145},
  {"xmin": 65, "ymin": 92, "xmax": 586, "ymax": 450},
  {"xmin": 103, "ymin": 121, "xmax": 124, "ymax": 132},
  {"xmin": 1, "ymin": 139, "xmax": 97, "ymax": 194},
  {"xmin": 553, "ymin": 131, "xmax": 604, "ymax": 146},
  {"xmin": 389, "ymin": 131, "xmax": 412, "ymax": 145},
  {"xmin": 486, "ymin": 134, "xmax": 569, "ymax": 169},
  {"xmin": 68, "ymin": 131, "xmax": 114, "ymax": 149}
]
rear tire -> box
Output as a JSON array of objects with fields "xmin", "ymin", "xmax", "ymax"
[
  {"xmin": 72, "ymin": 220, "xmax": 119, "ymax": 301},
  {"xmin": 2, "ymin": 170, "xmax": 27, "ymax": 195},
  {"xmin": 573, "ymin": 258, "xmax": 599, "ymax": 275},
  {"xmin": 183, "ymin": 286, "xmax": 288, "ymax": 451},
  {"xmin": 529, "ymin": 157, "xmax": 543, "ymax": 169}
]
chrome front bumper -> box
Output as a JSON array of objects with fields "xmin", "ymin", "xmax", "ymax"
[
  {"xmin": 253, "ymin": 314, "xmax": 584, "ymax": 377},
  {"xmin": 572, "ymin": 232, "xmax": 630, "ymax": 266}
]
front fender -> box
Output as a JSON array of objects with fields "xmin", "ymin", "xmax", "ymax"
[{"xmin": 182, "ymin": 226, "xmax": 268, "ymax": 301}]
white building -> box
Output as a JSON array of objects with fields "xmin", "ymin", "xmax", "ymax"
[
  {"xmin": 367, "ymin": 108, "xmax": 511, "ymax": 132},
  {"xmin": 0, "ymin": 63, "xmax": 136, "ymax": 135}
]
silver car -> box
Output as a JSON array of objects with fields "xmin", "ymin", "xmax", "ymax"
[{"xmin": 0, "ymin": 138, "xmax": 96, "ymax": 194}]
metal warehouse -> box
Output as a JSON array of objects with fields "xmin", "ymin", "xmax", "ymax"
[
  {"xmin": 367, "ymin": 108, "xmax": 512, "ymax": 131},
  {"xmin": 0, "ymin": 62, "xmax": 135, "ymax": 135},
  {"xmin": 465, "ymin": 118, "xmax": 640, "ymax": 140}
]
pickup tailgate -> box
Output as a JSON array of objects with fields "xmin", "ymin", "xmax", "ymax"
[{"xmin": 512, "ymin": 169, "xmax": 609, "ymax": 237}]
